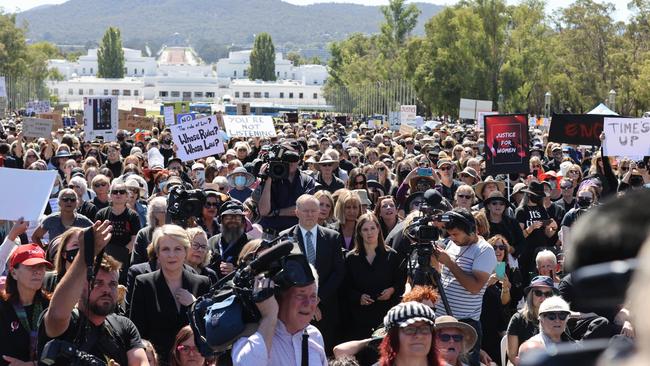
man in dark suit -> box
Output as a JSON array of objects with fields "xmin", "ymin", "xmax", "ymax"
[
  {"xmin": 207, "ymin": 200, "xmax": 251, "ymax": 278},
  {"xmin": 279, "ymin": 194, "xmax": 345, "ymax": 354}
]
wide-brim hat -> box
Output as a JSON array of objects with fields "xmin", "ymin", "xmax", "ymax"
[
  {"xmin": 511, "ymin": 182, "xmax": 527, "ymax": 196},
  {"xmin": 409, "ymin": 175, "xmax": 437, "ymax": 191},
  {"xmin": 483, "ymin": 191, "xmax": 513, "ymax": 209},
  {"xmin": 317, "ymin": 154, "xmax": 338, "ymax": 165},
  {"xmin": 459, "ymin": 167, "xmax": 479, "ymax": 182},
  {"xmin": 403, "ymin": 191, "xmax": 425, "ymax": 214},
  {"xmin": 521, "ymin": 181, "xmax": 549, "ymax": 198},
  {"xmin": 227, "ymin": 167, "xmax": 256, "ymax": 187},
  {"xmin": 367, "ymin": 180, "xmax": 386, "ymax": 195},
  {"xmin": 54, "ymin": 150, "xmax": 72, "ymax": 159},
  {"xmin": 353, "ymin": 189, "xmax": 372, "ymax": 206},
  {"xmin": 434, "ymin": 315, "xmax": 478, "ymax": 351},
  {"xmin": 474, "ymin": 176, "xmax": 505, "ymax": 200}
]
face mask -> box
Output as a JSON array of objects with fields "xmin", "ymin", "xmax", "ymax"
[
  {"xmin": 530, "ymin": 196, "xmax": 544, "ymax": 205},
  {"xmin": 51, "ymin": 184, "xmax": 60, "ymax": 196},
  {"xmin": 234, "ymin": 176, "xmax": 247, "ymax": 187},
  {"xmin": 577, "ymin": 197, "xmax": 592, "ymax": 208},
  {"xmin": 158, "ymin": 181, "xmax": 168, "ymax": 191}
]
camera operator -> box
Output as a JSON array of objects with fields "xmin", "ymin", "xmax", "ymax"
[
  {"xmin": 256, "ymin": 142, "xmax": 316, "ymax": 238},
  {"xmin": 432, "ymin": 208, "xmax": 497, "ymax": 366},
  {"xmin": 231, "ymin": 266, "xmax": 327, "ymax": 365},
  {"xmin": 38, "ymin": 221, "xmax": 150, "ymax": 366}
]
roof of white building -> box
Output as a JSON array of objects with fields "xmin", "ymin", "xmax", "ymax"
[
  {"xmin": 158, "ymin": 46, "xmax": 202, "ymax": 66},
  {"xmin": 230, "ymin": 79, "xmax": 313, "ymax": 86},
  {"xmin": 56, "ymin": 76, "xmax": 144, "ymax": 84}
]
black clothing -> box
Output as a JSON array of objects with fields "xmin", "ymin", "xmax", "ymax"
[
  {"xmin": 339, "ymin": 159, "xmax": 355, "ymax": 172},
  {"xmin": 208, "ymin": 232, "xmax": 250, "ymax": 266},
  {"xmin": 119, "ymin": 141, "xmax": 133, "ymax": 158},
  {"xmin": 561, "ymin": 207, "xmax": 589, "ymax": 228},
  {"xmin": 77, "ymin": 200, "xmax": 98, "ymax": 221},
  {"xmin": 555, "ymin": 197, "xmax": 576, "ymax": 213},
  {"xmin": 95, "ymin": 207, "xmax": 141, "ymax": 283},
  {"xmin": 256, "ymin": 171, "xmax": 315, "ymax": 232},
  {"xmin": 197, "ymin": 217, "xmax": 220, "ymax": 238},
  {"xmin": 488, "ymin": 215, "xmax": 526, "ymax": 256},
  {"xmin": 506, "ymin": 311, "xmax": 538, "ymax": 345},
  {"xmin": 481, "ymin": 284, "xmax": 507, "ymax": 365},
  {"xmin": 129, "ymin": 269, "xmax": 210, "ymax": 362},
  {"xmin": 342, "ymin": 247, "xmax": 405, "ymax": 341},
  {"xmin": 439, "ymin": 179, "xmax": 462, "ymax": 202},
  {"xmin": 0, "ymin": 296, "xmax": 49, "ymax": 365},
  {"xmin": 102, "ymin": 159, "xmax": 123, "ymax": 179},
  {"xmin": 160, "ymin": 147, "xmax": 174, "ymax": 166},
  {"xmin": 43, "ymin": 271, "xmax": 62, "ymax": 293},
  {"xmin": 131, "ymin": 225, "xmax": 156, "ymax": 266},
  {"xmin": 515, "ymin": 204, "xmax": 550, "ymax": 280},
  {"xmin": 37, "ymin": 309, "xmax": 143, "ymax": 366},
  {"xmin": 92, "ymin": 196, "xmax": 109, "ymax": 211},
  {"xmin": 312, "ymin": 173, "xmax": 345, "ymax": 194}
]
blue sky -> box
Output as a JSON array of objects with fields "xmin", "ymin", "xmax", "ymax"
[{"xmin": 0, "ymin": 0, "xmax": 633, "ymax": 21}]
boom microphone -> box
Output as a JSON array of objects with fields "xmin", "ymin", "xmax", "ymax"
[{"xmin": 246, "ymin": 241, "xmax": 294, "ymax": 274}]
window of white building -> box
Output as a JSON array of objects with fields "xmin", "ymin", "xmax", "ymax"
[
  {"xmin": 134, "ymin": 69, "xmax": 138, "ymax": 75},
  {"xmin": 234, "ymin": 70, "xmax": 237, "ymax": 77},
  {"xmin": 171, "ymin": 91, "xmax": 180, "ymax": 97},
  {"xmin": 182, "ymin": 92, "xmax": 191, "ymax": 99},
  {"xmin": 313, "ymin": 93, "xmax": 318, "ymax": 99},
  {"xmin": 112, "ymin": 89, "xmax": 119, "ymax": 96},
  {"xmin": 289, "ymin": 92, "xmax": 293, "ymax": 98},
  {"xmin": 235, "ymin": 92, "xmax": 240, "ymax": 98},
  {"xmin": 264, "ymin": 92, "xmax": 269, "ymax": 98},
  {"xmin": 124, "ymin": 67, "xmax": 128, "ymax": 74},
  {"xmin": 134, "ymin": 90, "xmax": 139, "ymax": 96},
  {"xmin": 194, "ymin": 92, "xmax": 203, "ymax": 98},
  {"xmin": 123, "ymin": 90, "xmax": 131, "ymax": 96},
  {"xmin": 243, "ymin": 92, "xmax": 250, "ymax": 98},
  {"xmin": 160, "ymin": 91, "xmax": 168, "ymax": 97},
  {"xmin": 68, "ymin": 89, "xmax": 73, "ymax": 95},
  {"xmin": 253, "ymin": 92, "xmax": 261, "ymax": 98},
  {"xmin": 299, "ymin": 93, "xmax": 303, "ymax": 99},
  {"xmin": 279, "ymin": 92, "xmax": 284, "ymax": 98},
  {"xmin": 104, "ymin": 89, "xmax": 109, "ymax": 95},
  {"xmin": 78, "ymin": 89, "xmax": 83, "ymax": 95},
  {"xmin": 206, "ymin": 92, "xmax": 215, "ymax": 98},
  {"xmin": 89, "ymin": 89, "xmax": 94, "ymax": 95},
  {"xmin": 90, "ymin": 68, "xmax": 94, "ymax": 74},
  {"xmin": 82, "ymin": 68, "xmax": 86, "ymax": 74}
]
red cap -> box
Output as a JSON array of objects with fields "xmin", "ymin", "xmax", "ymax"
[{"xmin": 9, "ymin": 244, "xmax": 53, "ymax": 271}]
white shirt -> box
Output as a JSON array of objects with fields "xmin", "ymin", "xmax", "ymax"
[
  {"xmin": 231, "ymin": 320, "xmax": 327, "ymax": 366},
  {"xmin": 299, "ymin": 225, "xmax": 318, "ymax": 254}
]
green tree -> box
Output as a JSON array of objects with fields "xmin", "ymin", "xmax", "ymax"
[
  {"xmin": 287, "ymin": 51, "xmax": 303, "ymax": 66},
  {"xmin": 380, "ymin": 0, "xmax": 421, "ymax": 51},
  {"xmin": 249, "ymin": 33, "xmax": 276, "ymax": 81},
  {"xmin": 0, "ymin": 12, "xmax": 28, "ymax": 78},
  {"xmin": 97, "ymin": 27, "xmax": 125, "ymax": 78}
]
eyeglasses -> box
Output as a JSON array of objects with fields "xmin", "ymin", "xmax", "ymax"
[
  {"xmin": 533, "ymin": 289, "xmax": 554, "ymax": 298},
  {"xmin": 111, "ymin": 189, "xmax": 127, "ymax": 195},
  {"xmin": 490, "ymin": 201, "xmax": 506, "ymax": 206},
  {"xmin": 354, "ymin": 180, "xmax": 366, "ymax": 186},
  {"xmin": 401, "ymin": 325, "xmax": 433, "ymax": 336},
  {"xmin": 191, "ymin": 242, "xmax": 208, "ymax": 251},
  {"xmin": 438, "ymin": 333, "xmax": 464, "ymax": 342},
  {"xmin": 543, "ymin": 312, "xmax": 569, "ymax": 321},
  {"xmin": 60, "ymin": 197, "xmax": 77, "ymax": 203},
  {"xmin": 204, "ymin": 202, "xmax": 219, "ymax": 208},
  {"xmin": 320, "ymin": 163, "xmax": 333, "ymax": 167},
  {"xmin": 439, "ymin": 166, "xmax": 451, "ymax": 171},
  {"xmin": 406, "ymin": 141, "xmax": 414, "ymax": 145},
  {"xmin": 176, "ymin": 345, "xmax": 199, "ymax": 354},
  {"xmin": 64, "ymin": 248, "xmax": 79, "ymax": 263},
  {"xmin": 494, "ymin": 244, "xmax": 507, "ymax": 251},
  {"xmin": 457, "ymin": 194, "xmax": 472, "ymax": 200},
  {"xmin": 93, "ymin": 182, "xmax": 108, "ymax": 188},
  {"xmin": 67, "ymin": 185, "xmax": 80, "ymax": 189}
]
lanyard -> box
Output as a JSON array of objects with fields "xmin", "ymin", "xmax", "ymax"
[{"xmin": 12, "ymin": 299, "xmax": 43, "ymax": 360}]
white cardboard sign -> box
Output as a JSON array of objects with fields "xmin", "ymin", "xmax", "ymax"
[
  {"xmin": 22, "ymin": 118, "xmax": 54, "ymax": 138},
  {"xmin": 0, "ymin": 168, "xmax": 57, "ymax": 221},
  {"xmin": 170, "ymin": 115, "xmax": 226, "ymax": 161},
  {"xmin": 84, "ymin": 96, "xmax": 118, "ymax": 141},
  {"xmin": 223, "ymin": 115, "xmax": 277, "ymax": 138},
  {"xmin": 400, "ymin": 105, "xmax": 417, "ymax": 127},
  {"xmin": 0, "ymin": 77, "xmax": 6, "ymax": 98},
  {"xmin": 603, "ymin": 117, "xmax": 650, "ymax": 157},
  {"xmin": 163, "ymin": 106, "xmax": 175, "ymax": 126}
]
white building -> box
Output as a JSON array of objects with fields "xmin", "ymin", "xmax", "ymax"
[{"xmin": 46, "ymin": 46, "xmax": 329, "ymax": 109}]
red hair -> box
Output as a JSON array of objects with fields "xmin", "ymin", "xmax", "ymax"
[{"xmin": 378, "ymin": 327, "xmax": 442, "ymax": 366}]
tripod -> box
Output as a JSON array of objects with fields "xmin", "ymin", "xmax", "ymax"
[{"xmin": 408, "ymin": 243, "xmax": 453, "ymax": 317}]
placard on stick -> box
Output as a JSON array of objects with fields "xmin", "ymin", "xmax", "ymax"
[
  {"xmin": 170, "ymin": 115, "xmax": 226, "ymax": 161},
  {"xmin": 223, "ymin": 115, "xmax": 277, "ymax": 138},
  {"xmin": 84, "ymin": 96, "xmax": 118, "ymax": 141},
  {"xmin": 22, "ymin": 118, "xmax": 53, "ymax": 139}
]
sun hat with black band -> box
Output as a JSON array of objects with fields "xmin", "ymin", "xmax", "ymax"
[
  {"xmin": 434, "ymin": 315, "xmax": 478, "ymax": 351},
  {"xmin": 383, "ymin": 301, "xmax": 436, "ymax": 330}
]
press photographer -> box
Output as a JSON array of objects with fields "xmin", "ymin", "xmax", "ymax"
[
  {"xmin": 38, "ymin": 221, "xmax": 150, "ymax": 366},
  {"xmin": 432, "ymin": 208, "xmax": 497, "ymax": 366},
  {"xmin": 256, "ymin": 142, "xmax": 316, "ymax": 237}
]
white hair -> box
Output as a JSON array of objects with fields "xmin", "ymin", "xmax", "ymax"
[
  {"xmin": 536, "ymin": 250, "xmax": 557, "ymax": 267},
  {"xmin": 69, "ymin": 176, "xmax": 88, "ymax": 197}
]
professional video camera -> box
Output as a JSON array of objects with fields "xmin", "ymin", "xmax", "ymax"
[
  {"xmin": 188, "ymin": 236, "xmax": 315, "ymax": 357},
  {"xmin": 40, "ymin": 339, "xmax": 107, "ymax": 366},
  {"xmin": 260, "ymin": 144, "xmax": 300, "ymax": 180},
  {"xmin": 167, "ymin": 185, "xmax": 206, "ymax": 227}
]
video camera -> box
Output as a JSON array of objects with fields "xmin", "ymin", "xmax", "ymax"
[
  {"xmin": 260, "ymin": 144, "xmax": 300, "ymax": 180},
  {"xmin": 167, "ymin": 185, "xmax": 206, "ymax": 227},
  {"xmin": 41, "ymin": 339, "xmax": 106, "ymax": 366},
  {"xmin": 188, "ymin": 236, "xmax": 315, "ymax": 356}
]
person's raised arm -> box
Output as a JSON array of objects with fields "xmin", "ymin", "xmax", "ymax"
[
  {"xmin": 44, "ymin": 221, "xmax": 112, "ymax": 337},
  {"xmin": 0, "ymin": 218, "xmax": 28, "ymax": 274},
  {"xmin": 258, "ymin": 165, "xmax": 272, "ymax": 217}
]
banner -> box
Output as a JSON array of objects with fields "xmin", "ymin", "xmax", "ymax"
[
  {"xmin": 84, "ymin": 96, "xmax": 118, "ymax": 141},
  {"xmin": 484, "ymin": 114, "xmax": 530, "ymax": 175},
  {"xmin": 549, "ymin": 114, "xmax": 610, "ymax": 146},
  {"xmin": 223, "ymin": 115, "xmax": 277, "ymax": 138},
  {"xmin": 121, "ymin": 115, "xmax": 153, "ymax": 131},
  {"xmin": 131, "ymin": 107, "xmax": 146, "ymax": 116},
  {"xmin": 602, "ymin": 117, "xmax": 650, "ymax": 157},
  {"xmin": 0, "ymin": 168, "xmax": 57, "ymax": 221},
  {"xmin": 170, "ymin": 115, "xmax": 226, "ymax": 161},
  {"xmin": 26, "ymin": 100, "xmax": 51, "ymax": 114},
  {"xmin": 22, "ymin": 118, "xmax": 53, "ymax": 139},
  {"xmin": 163, "ymin": 106, "xmax": 175, "ymax": 126}
]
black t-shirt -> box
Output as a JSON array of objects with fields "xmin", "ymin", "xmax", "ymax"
[
  {"xmin": 515, "ymin": 205, "xmax": 550, "ymax": 256},
  {"xmin": 92, "ymin": 196, "xmax": 109, "ymax": 211},
  {"xmin": 78, "ymin": 200, "xmax": 98, "ymax": 222},
  {"xmin": 506, "ymin": 311, "xmax": 538, "ymax": 345},
  {"xmin": 37, "ymin": 310, "xmax": 143, "ymax": 366},
  {"xmin": 561, "ymin": 207, "xmax": 588, "ymax": 228},
  {"xmin": 0, "ymin": 297, "xmax": 49, "ymax": 365},
  {"xmin": 95, "ymin": 207, "xmax": 141, "ymax": 268}
]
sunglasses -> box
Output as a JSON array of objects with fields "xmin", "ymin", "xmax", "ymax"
[
  {"xmin": 93, "ymin": 182, "xmax": 108, "ymax": 188},
  {"xmin": 111, "ymin": 189, "xmax": 127, "ymax": 195},
  {"xmin": 543, "ymin": 312, "xmax": 569, "ymax": 321},
  {"xmin": 439, "ymin": 166, "xmax": 451, "ymax": 171},
  {"xmin": 378, "ymin": 167, "xmax": 386, "ymax": 171},
  {"xmin": 354, "ymin": 180, "xmax": 366, "ymax": 186},
  {"xmin": 320, "ymin": 163, "xmax": 333, "ymax": 167},
  {"xmin": 438, "ymin": 333, "xmax": 464, "ymax": 342},
  {"xmin": 60, "ymin": 197, "xmax": 77, "ymax": 203},
  {"xmin": 204, "ymin": 202, "xmax": 220, "ymax": 208},
  {"xmin": 457, "ymin": 194, "xmax": 472, "ymax": 200},
  {"xmin": 176, "ymin": 345, "xmax": 199, "ymax": 354},
  {"xmin": 64, "ymin": 248, "xmax": 79, "ymax": 263},
  {"xmin": 401, "ymin": 325, "xmax": 433, "ymax": 336},
  {"xmin": 490, "ymin": 201, "xmax": 506, "ymax": 206},
  {"xmin": 494, "ymin": 244, "xmax": 507, "ymax": 251},
  {"xmin": 533, "ymin": 289, "xmax": 554, "ymax": 298},
  {"xmin": 620, "ymin": 166, "xmax": 629, "ymax": 171}
]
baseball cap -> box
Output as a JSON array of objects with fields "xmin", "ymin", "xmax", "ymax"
[{"xmin": 9, "ymin": 244, "xmax": 53, "ymax": 271}]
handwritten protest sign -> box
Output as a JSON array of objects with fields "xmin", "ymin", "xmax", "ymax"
[
  {"xmin": 603, "ymin": 117, "xmax": 650, "ymax": 157},
  {"xmin": 122, "ymin": 115, "xmax": 153, "ymax": 131},
  {"xmin": 84, "ymin": 96, "xmax": 118, "ymax": 141},
  {"xmin": 37, "ymin": 112, "xmax": 63, "ymax": 130},
  {"xmin": 170, "ymin": 115, "xmax": 225, "ymax": 161},
  {"xmin": 22, "ymin": 118, "xmax": 53, "ymax": 139},
  {"xmin": 131, "ymin": 107, "xmax": 146, "ymax": 116},
  {"xmin": 484, "ymin": 114, "xmax": 529, "ymax": 175},
  {"xmin": 223, "ymin": 115, "xmax": 277, "ymax": 138},
  {"xmin": 0, "ymin": 169, "xmax": 57, "ymax": 221},
  {"xmin": 164, "ymin": 106, "xmax": 175, "ymax": 126},
  {"xmin": 400, "ymin": 105, "xmax": 417, "ymax": 127}
]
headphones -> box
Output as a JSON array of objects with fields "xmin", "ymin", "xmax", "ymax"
[{"xmin": 444, "ymin": 210, "xmax": 476, "ymax": 235}]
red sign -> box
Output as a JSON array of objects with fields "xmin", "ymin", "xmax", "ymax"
[{"xmin": 484, "ymin": 114, "xmax": 529, "ymax": 175}]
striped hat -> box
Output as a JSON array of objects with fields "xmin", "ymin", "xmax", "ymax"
[{"xmin": 383, "ymin": 301, "xmax": 436, "ymax": 330}]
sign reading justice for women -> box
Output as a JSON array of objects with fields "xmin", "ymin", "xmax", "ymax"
[
  {"xmin": 170, "ymin": 115, "xmax": 226, "ymax": 161},
  {"xmin": 484, "ymin": 114, "xmax": 529, "ymax": 175}
]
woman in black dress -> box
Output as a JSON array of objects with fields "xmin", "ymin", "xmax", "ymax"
[{"xmin": 342, "ymin": 212, "xmax": 406, "ymax": 341}]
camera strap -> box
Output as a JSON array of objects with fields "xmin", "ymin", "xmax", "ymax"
[{"xmin": 301, "ymin": 328, "xmax": 309, "ymax": 366}]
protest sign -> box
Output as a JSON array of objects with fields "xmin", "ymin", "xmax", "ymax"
[
  {"xmin": 131, "ymin": 107, "xmax": 146, "ymax": 116},
  {"xmin": 0, "ymin": 168, "xmax": 57, "ymax": 221},
  {"xmin": 0, "ymin": 76, "xmax": 5, "ymax": 98},
  {"xmin": 84, "ymin": 96, "xmax": 118, "ymax": 141},
  {"xmin": 389, "ymin": 111, "xmax": 401, "ymax": 131},
  {"xmin": 22, "ymin": 118, "xmax": 53, "ymax": 139},
  {"xmin": 26, "ymin": 101, "xmax": 51, "ymax": 114},
  {"xmin": 477, "ymin": 111, "xmax": 498, "ymax": 131},
  {"xmin": 163, "ymin": 106, "xmax": 175, "ymax": 126},
  {"xmin": 399, "ymin": 124, "xmax": 415, "ymax": 135},
  {"xmin": 177, "ymin": 112, "xmax": 196, "ymax": 124},
  {"xmin": 170, "ymin": 115, "xmax": 225, "ymax": 161},
  {"xmin": 548, "ymin": 114, "xmax": 613, "ymax": 146},
  {"xmin": 37, "ymin": 112, "xmax": 63, "ymax": 130},
  {"xmin": 223, "ymin": 115, "xmax": 276, "ymax": 138},
  {"xmin": 123, "ymin": 115, "xmax": 153, "ymax": 131},
  {"xmin": 400, "ymin": 105, "xmax": 417, "ymax": 127},
  {"xmin": 602, "ymin": 117, "xmax": 650, "ymax": 157},
  {"xmin": 460, "ymin": 98, "xmax": 493, "ymax": 120},
  {"xmin": 484, "ymin": 114, "xmax": 529, "ymax": 175}
]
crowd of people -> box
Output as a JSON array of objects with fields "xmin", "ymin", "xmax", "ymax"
[{"xmin": 0, "ymin": 112, "xmax": 649, "ymax": 366}]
